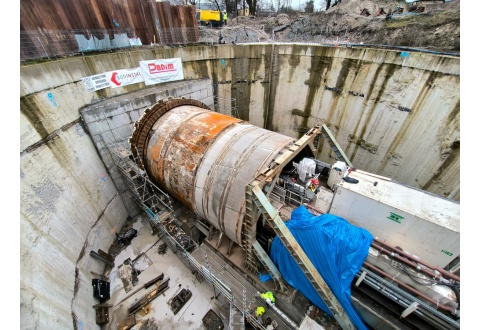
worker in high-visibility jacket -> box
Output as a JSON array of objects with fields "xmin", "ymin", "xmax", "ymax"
[
  {"xmin": 223, "ymin": 12, "xmax": 228, "ymax": 25},
  {"xmin": 256, "ymin": 306, "xmax": 265, "ymax": 317},
  {"xmin": 260, "ymin": 291, "xmax": 275, "ymax": 304}
]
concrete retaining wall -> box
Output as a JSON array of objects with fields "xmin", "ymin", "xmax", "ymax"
[
  {"xmin": 20, "ymin": 43, "xmax": 459, "ymax": 329},
  {"xmin": 20, "ymin": 117, "xmax": 128, "ymax": 329},
  {"xmin": 266, "ymin": 45, "xmax": 460, "ymax": 200}
]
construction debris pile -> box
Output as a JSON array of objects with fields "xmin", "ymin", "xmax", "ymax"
[{"xmin": 199, "ymin": 0, "xmax": 459, "ymax": 52}]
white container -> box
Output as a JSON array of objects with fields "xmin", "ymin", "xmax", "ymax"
[
  {"xmin": 328, "ymin": 169, "xmax": 460, "ymax": 268},
  {"xmin": 327, "ymin": 161, "xmax": 347, "ymax": 189}
]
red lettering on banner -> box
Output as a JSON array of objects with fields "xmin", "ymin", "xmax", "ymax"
[
  {"xmin": 148, "ymin": 62, "xmax": 176, "ymax": 74},
  {"xmin": 110, "ymin": 72, "xmax": 121, "ymax": 86}
]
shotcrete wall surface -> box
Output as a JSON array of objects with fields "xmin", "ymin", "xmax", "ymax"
[
  {"xmin": 20, "ymin": 91, "xmax": 130, "ymax": 329},
  {"xmin": 20, "ymin": 43, "xmax": 459, "ymax": 329}
]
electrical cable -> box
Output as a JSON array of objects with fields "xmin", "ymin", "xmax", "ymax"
[{"xmin": 398, "ymin": 263, "xmax": 460, "ymax": 288}]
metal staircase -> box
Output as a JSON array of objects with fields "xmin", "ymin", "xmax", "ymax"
[
  {"xmin": 242, "ymin": 184, "xmax": 258, "ymax": 273},
  {"xmin": 252, "ymin": 241, "xmax": 288, "ymax": 293}
]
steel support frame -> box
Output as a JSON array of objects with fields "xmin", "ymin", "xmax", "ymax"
[
  {"xmin": 252, "ymin": 185, "xmax": 355, "ymax": 330},
  {"xmin": 321, "ymin": 124, "xmax": 353, "ymax": 167},
  {"xmin": 242, "ymin": 124, "xmax": 356, "ymax": 329},
  {"xmin": 242, "ymin": 124, "xmax": 322, "ymax": 275}
]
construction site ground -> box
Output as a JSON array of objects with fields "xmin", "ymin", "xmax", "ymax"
[
  {"xmin": 106, "ymin": 214, "xmax": 226, "ymax": 330},
  {"xmin": 199, "ymin": 0, "xmax": 460, "ymax": 54},
  {"xmin": 105, "ymin": 214, "xmax": 339, "ymax": 330}
]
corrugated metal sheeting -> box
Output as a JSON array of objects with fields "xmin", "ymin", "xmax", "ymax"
[{"xmin": 20, "ymin": 0, "xmax": 199, "ymax": 61}]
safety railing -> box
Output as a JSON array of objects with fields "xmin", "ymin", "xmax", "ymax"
[
  {"xmin": 21, "ymin": 25, "xmax": 459, "ymax": 64},
  {"xmin": 20, "ymin": 28, "xmax": 142, "ymax": 63}
]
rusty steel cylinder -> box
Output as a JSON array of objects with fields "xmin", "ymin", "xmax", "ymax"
[{"xmin": 130, "ymin": 98, "xmax": 295, "ymax": 244}]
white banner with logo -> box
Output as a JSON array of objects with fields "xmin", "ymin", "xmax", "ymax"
[
  {"xmin": 82, "ymin": 59, "xmax": 182, "ymax": 92},
  {"xmin": 82, "ymin": 73, "xmax": 110, "ymax": 92},
  {"xmin": 107, "ymin": 67, "xmax": 144, "ymax": 88},
  {"xmin": 139, "ymin": 58, "xmax": 184, "ymax": 86}
]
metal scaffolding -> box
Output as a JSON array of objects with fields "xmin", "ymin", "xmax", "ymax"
[{"xmin": 108, "ymin": 139, "xmax": 173, "ymax": 215}]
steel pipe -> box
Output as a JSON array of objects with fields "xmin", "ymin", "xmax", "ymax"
[
  {"xmin": 373, "ymin": 238, "xmax": 460, "ymax": 283},
  {"xmin": 363, "ymin": 261, "xmax": 459, "ymax": 316}
]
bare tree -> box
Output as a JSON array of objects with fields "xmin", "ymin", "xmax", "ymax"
[
  {"xmin": 317, "ymin": 0, "xmax": 341, "ymax": 11},
  {"xmin": 223, "ymin": 0, "xmax": 237, "ymax": 15},
  {"xmin": 245, "ymin": 0, "xmax": 258, "ymax": 16},
  {"xmin": 275, "ymin": 0, "xmax": 290, "ymax": 12},
  {"xmin": 305, "ymin": 0, "xmax": 314, "ymax": 13},
  {"xmin": 325, "ymin": 0, "xmax": 341, "ymax": 11}
]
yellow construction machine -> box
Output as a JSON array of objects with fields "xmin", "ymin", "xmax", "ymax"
[{"xmin": 196, "ymin": 2, "xmax": 225, "ymax": 27}]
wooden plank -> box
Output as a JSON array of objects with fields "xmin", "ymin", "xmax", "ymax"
[
  {"xmin": 98, "ymin": 249, "xmax": 115, "ymax": 262},
  {"xmin": 144, "ymin": 273, "xmax": 164, "ymax": 289},
  {"xmin": 117, "ymin": 314, "xmax": 136, "ymax": 330},
  {"xmin": 90, "ymin": 251, "xmax": 115, "ymax": 267},
  {"xmin": 93, "ymin": 304, "xmax": 112, "ymax": 325},
  {"xmin": 93, "ymin": 303, "xmax": 113, "ymax": 308},
  {"xmin": 128, "ymin": 278, "xmax": 170, "ymax": 314},
  {"xmin": 91, "ymin": 271, "xmax": 109, "ymax": 280}
]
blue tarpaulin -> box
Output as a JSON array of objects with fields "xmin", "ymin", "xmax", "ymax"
[
  {"xmin": 258, "ymin": 273, "xmax": 272, "ymax": 282},
  {"xmin": 269, "ymin": 206, "xmax": 373, "ymax": 330}
]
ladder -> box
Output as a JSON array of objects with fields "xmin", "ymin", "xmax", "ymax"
[
  {"xmin": 251, "ymin": 185, "xmax": 355, "ymax": 330},
  {"xmin": 321, "ymin": 124, "xmax": 353, "ymax": 167},
  {"xmin": 242, "ymin": 184, "xmax": 258, "ymax": 273}
]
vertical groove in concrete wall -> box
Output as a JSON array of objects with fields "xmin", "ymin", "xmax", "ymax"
[
  {"xmin": 346, "ymin": 62, "xmax": 395, "ymax": 163},
  {"xmin": 263, "ymin": 43, "xmax": 275, "ymax": 129},
  {"xmin": 265, "ymin": 44, "xmax": 277, "ymax": 131}
]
